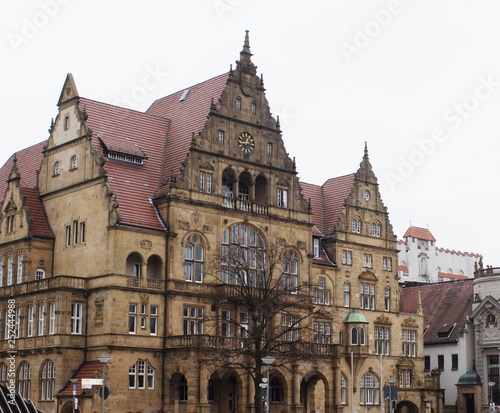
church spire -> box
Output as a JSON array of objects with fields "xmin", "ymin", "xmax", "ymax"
[
  {"xmin": 236, "ymin": 30, "xmax": 257, "ymax": 75},
  {"xmin": 241, "ymin": 30, "xmax": 251, "ymax": 56}
]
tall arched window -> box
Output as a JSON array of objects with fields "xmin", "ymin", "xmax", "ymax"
[
  {"xmin": 282, "ymin": 250, "xmax": 298, "ymax": 293},
  {"xmin": 126, "ymin": 252, "xmax": 143, "ymax": 277},
  {"xmin": 18, "ymin": 361, "xmax": 32, "ymax": 399},
  {"xmin": 179, "ymin": 375, "xmax": 188, "ymax": 401},
  {"xmin": 40, "ymin": 360, "xmax": 56, "ymax": 400},
  {"xmin": 53, "ymin": 162, "xmax": 61, "ymax": 176},
  {"xmin": 360, "ymin": 326, "xmax": 366, "ymax": 345},
  {"xmin": 360, "ymin": 372, "xmax": 379, "ymax": 405},
  {"xmin": 221, "ymin": 223, "xmax": 265, "ymax": 287},
  {"xmin": 70, "ymin": 155, "xmax": 78, "ymax": 170},
  {"xmin": 184, "ymin": 234, "xmax": 204, "ymax": 283},
  {"xmin": 341, "ymin": 374, "xmax": 347, "ymax": 404},
  {"xmin": 270, "ymin": 376, "xmax": 284, "ymax": 402},
  {"xmin": 351, "ymin": 326, "xmax": 358, "ymax": 345}
]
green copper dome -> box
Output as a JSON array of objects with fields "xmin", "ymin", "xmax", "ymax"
[
  {"xmin": 457, "ymin": 371, "xmax": 482, "ymax": 385},
  {"xmin": 344, "ymin": 310, "xmax": 369, "ymax": 324}
]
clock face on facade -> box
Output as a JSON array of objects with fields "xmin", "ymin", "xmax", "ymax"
[{"xmin": 237, "ymin": 132, "xmax": 255, "ymax": 154}]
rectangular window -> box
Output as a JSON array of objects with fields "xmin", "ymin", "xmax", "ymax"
[
  {"xmin": 385, "ymin": 288, "xmax": 390, "ymax": 311},
  {"xmin": 38, "ymin": 304, "xmax": 45, "ymax": 336},
  {"xmin": 80, "ymin": 221, "xmax": 86, "ymax": 244},
  {"xmin": 402, "ymin": 329, "xmax": 417, "ymax": 357},
  {"xmin": 267, "ymin": 143, "xmax": 273, "ymax": 155},
  {"xmin": 35, "ymin": 269, "xmax": 45, "ymax": 280},
  {"xmin": 7, "ymin": 256, "xmax": 14, "ymax": 286},
  {"xmin": 360, "ymin": 283, "xmax": 375, "ymax": 310},
  {"xmin": 313, "ymin": 278, "xmax": 331, "ymax": 305},
  {"xmin": 424, "ymin": 355, "xmax": 431, "ymax": 372},
  {"xmin": 206, "ymin": 173, "xmax": 212, "ymax": 193},
  {"xmin": 221, "ymin": 310, "xmax": 231, "ymax": 337},
  {"xmin": 383, "ymin": 257, "xmax": 392, "ymax": 271},
  {"xmin": 438, "ymin": 354, "xmax": 444, "ymax": 370},
  {"xmin": 49, "ymin": 303, "xmax": 56, "ymax": 335},
  {"xmin": 277, "ymin": 188, "xmax": 288, "ymax": 208},
  {"xmin": 313, "ymin": 321, "xmax": 331, "ymax": 344},
  {"xmin": 27, "ymin": 306, "xmax": 35, "ymax": 337},
  {"xmin": 313, "ymin": 239, "xmax": 320, "ymax": 258},
  {"xmin": 66, "ymin": 225, "xmax": 71, "ymax": 247},
  {"xmin": 7, "ymin": 215, "xmax": 15, "ymax": 233},
  {"xmin": 17, "ymin": 253, "xmax": 24, "ymax": 284},
  {"xmin": 343, "ymin": 283, "xmax": 350, "ymax": 307},
  {"xmin": 236, "ymin": 99, "xmax": 241, "ymax": 110},
  {"xmin": 251, "ymin": 103, "xmax": 256, "ymax": 114},
  {"xmin": 362, "ymin": 253, "xmax": 373, "ymax": 268},
  {"xmin": 374, "ymin": 327, "xmax": 390, "ymax": 355},
  {"xmin": 218, "ymin": 130, "xmax": 224, "ymax": 143},
  {"xmin": 183, "ymin": 305, "xmax": 204, "ymax": 335},
  {"xmin": 451, "ymin": 354, "xmax": 458, "ymax": 370},
  {"xmin": 71, "ymin": 303, "xmax": 83, "ymax": 334},
  {"xmin": 15, "ymin": 308, "xmax": 21, "ymax": 338},
  {"xmin": 73, "ymin": 220, "xmax": 79, "ymax": 245},
  {"xmin": 150, "ymin": 305, "xmax": 158, "ymax": 336},
  {"xmin": 129, "ymin": 304, "xmax": 137, "ymax": 334},
  {"xmin": 281, "ymin": 315, "xmax": 299, "ymax": 341},
  {"xmin": 341, "ymin": 250, "xmax": 352, "ymax": 265}
]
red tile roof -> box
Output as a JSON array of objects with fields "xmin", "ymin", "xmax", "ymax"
[
  {"xmin": 401, "ymin": 279, "xmax": 473, "ymax": 345},
  {"xmin": 402, "ymin": 226, "xmax": 436, "ymax": 242},
  {"xmin": 57, "ymin": 360, "xmax": 103, "ymax": 397},
  {"xmin": 80, "ymin": 98, "xmax": 170, "ymax": 230},
  {"xmin": 437, "ymin": 272, "xmax": 469, "ymax": 280},
  {"xmin": 146, "ymin": 73, "xmax": 229, "ymax": 195},
  {"xmin": 22, "ymin": 187, "xmax": 54, "ymax": 238},
  {"xmin": 301, "ymin": 174, "xmax": 355, "ymax": 236}
]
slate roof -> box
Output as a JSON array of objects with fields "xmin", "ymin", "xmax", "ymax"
[
  {"xmin": 401, "ymin": 279, "xmax": 473, "ymax": 345},
  {"xmin": 301, "ymin": 174, "xmax": 355, "ymax": 237},
  {"xmin": 402, "ymin": 226, "xmax": 436, "ymax": 242},
  {"xmin": 80, "ymin": 97, "xmax": 170, "ymax": 230},
  {"xmin": 57, "ymin": 360, "xmax": 104, "ymax": 397}
]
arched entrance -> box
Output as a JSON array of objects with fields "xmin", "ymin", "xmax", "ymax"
[
  {"xmin": 209, "ymin": 370, "xmax": 240, "ymax": 413},
  {"xmin": 59, "ymin": 400, "xmax": 75, "ymax": 413},
  {"xmin": 396, "ymin": 400, "xmax": 419, "ymax": 413},
  {"xmin": 300, "ymin": 373, "xmax": 329, "ymax": 413}
]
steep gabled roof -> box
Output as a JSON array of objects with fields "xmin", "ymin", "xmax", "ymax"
[
  {"xmin": 402, "ymin": 226, "xmax": 436, "ymax": 242},
  {"xmin": 22, "ymin": 187, "xmax": 54, "ymax": 238},
  {"xmin": 301, "ymin": 174, "xmax": 355, "ymax": 237},
  {"xmin": 58, "ymin": 360, "xmax": 104, "ymax": 397},
  {"xmin": 146, "ymin": 73, "xmax": 229, "ymax": 195},
  {"xmin": 401, "ymin": 279, "xmax": 473, "ymax": 345},
  {"xmin": 80, "ymin": 97, "xmax": 170, "ymax": 230}
]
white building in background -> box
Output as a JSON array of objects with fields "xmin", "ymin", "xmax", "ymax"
[{"xmin": 397, "ymin": 226, "xmax": 482, "ymax": 284}]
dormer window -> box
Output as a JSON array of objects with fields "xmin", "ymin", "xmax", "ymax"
[
  {"xmin": 313, "ymin": 238, "xmax": 320, "ymax": 258},
  {"xmin": 108, "ymin": 152, "xmax": 145, "ymax": 165},
  {"xmin": 70, "ymin": 155, "xmax": 78, "ymax": 170},
  {"xmin": 54, "ymin": 162, "xmax": 61, "ymax": 176}
]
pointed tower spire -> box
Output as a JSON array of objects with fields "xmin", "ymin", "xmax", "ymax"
[
  {"xmin": 364, "ymin": 141, "xmax": 369, "ymax": 160},
  {"xmin": 236, "ymin": 30, "xmax": 257, "ymax": 75},
  {"xmin": 241, "ymin": 30, "xmax": 251, "ymax": 55}
]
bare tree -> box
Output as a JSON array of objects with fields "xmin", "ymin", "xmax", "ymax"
[{"xmin": 203, "ymin": 227, "xmax": 329, "ymax": 413}]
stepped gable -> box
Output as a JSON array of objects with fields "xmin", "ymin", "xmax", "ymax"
[
  {"xmin": 146, "ymin": 72, "xmax": 229, "ymax": 195},
  {"xmin": 79, "ymin": 97, "xmax": 170, "ymax": 230},
  {"xmin": 401, "ymin": 279, "xmax": 473, "ymax": 345}
]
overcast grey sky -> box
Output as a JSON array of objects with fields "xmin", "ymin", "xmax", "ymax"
[{"xmin": 1, "ymin": 1, "xmax": 499, "ymax": 267}]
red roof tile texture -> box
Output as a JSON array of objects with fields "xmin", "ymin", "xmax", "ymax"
[
  {"xmin": 58, "ymin": 360, "xmax": 103, "ymax": 397},
  {"xmin": 402, "ymin": 226, "xmax": 436, "ymax": 242},
  {"xmin": 401, "ymin": 279, "xmax": 473, "ymax": 345}
]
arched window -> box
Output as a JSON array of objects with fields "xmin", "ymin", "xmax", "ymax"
[
  {"xmin": 282, "ymin": 250, "xmax": 298, "ymax": 293},
  {"xmin": 18, "ymin": 361, "xmax": 32, "ymax": 399},
  {"xmin": 41, "ymin": 360, "xmax": 56, "ymax": 400},
  {"xmin": 371, "ymin": 221, "xmax": 381, "ymax": 237},
  {"xmin": 35, "ymin": 269, "xmax": 46, "ymax": 280},
  {"xmin": 270, "ymin": 376, "xmax": 284, "ymax": 402},
  {"xmin": 129, "ymin": 360, "xmax": 155, "ymax": 390},
  {"xmin": 351, "ymin": 217, "xmax": 361, "ymax": 234},
  {"xmin": 126, "ymin": 252, "xmax": 143, "ymax": 277},
  {"xmin": 146, "ymin": 255, "xmax": 163, "ymax": 280},
  {"xmin": 70, "ymin": 155, "xmax": 78, "ymax": 170},
  {"xmin": 487, "ymin": 314, "xmax": 496, "ymax": 327},
  {"xmin": 184, "ymin": 235, "xmax": 204, "ymax": 283},
  {"xmin": 54, "ymin": 162, "xmax": 61, "ymax": 176},
  {"xmin": 341, "ymin": 374, "xmax": 347, "ymax": 404},
  {"xmin": 351, "ymin": 326, "xmax": 358, "ymax": 345},
  {"xmin": 221, "ymin": 223, "xmax": 265, "ymax": 287},
  {"xmin": 360, "ymin": 326, "xmax": 366, "ymax": 345},
  {"xmin": 360, "ymin": 372, "xmax": 379, "ymax": 405}
]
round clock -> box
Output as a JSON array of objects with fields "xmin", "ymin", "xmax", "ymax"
[
  {"xmin": 237, "ymin": 132, "xmax": 255, "ymax": 154},
  {"xmin": 363, "ymin": 190, "xmax": 370, "ymax": 201}
]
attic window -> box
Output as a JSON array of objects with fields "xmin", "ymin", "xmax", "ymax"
[
  {"xmin": 108, "ymin": 151, "xmax": 144, "ymax": 165},
  {"xmin": 179, "ymin": 89, "xmax": 190, "ymax": 102},
  {"xmin": 437, "ymin": 323, "xmax": 456, "ymax": 338}
]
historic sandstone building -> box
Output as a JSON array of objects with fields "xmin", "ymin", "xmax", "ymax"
[{"xmin": 0, "ymin": 33, "xmax": 442, "ymax": 413}]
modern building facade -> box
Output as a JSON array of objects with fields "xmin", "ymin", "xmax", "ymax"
[
  {"xmin": 0, "ymin": 33, "xmax": 442, "ymax": 413},
  {"xmin": 397, "ymin": 226, "xmax": 481, "ymax": 284}
]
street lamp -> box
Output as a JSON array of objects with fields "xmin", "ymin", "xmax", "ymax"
[
  {"xmin": 98, "ymin": 355, "xmax": 111, "ymax": 413},
  {"xmin": 388, "ymin": 377, "xmax": 396, "ymax": 413},
  {"xmin": 70, "ymin": 378, "xmax": 78, "ymax": 413},
  {"xmin": 488, "ymin": 381, "xmax": 495, "ymax": 406},
  {"xmin": 262, "ymin": 356, "xmax": 276, "ymax": 413}
]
